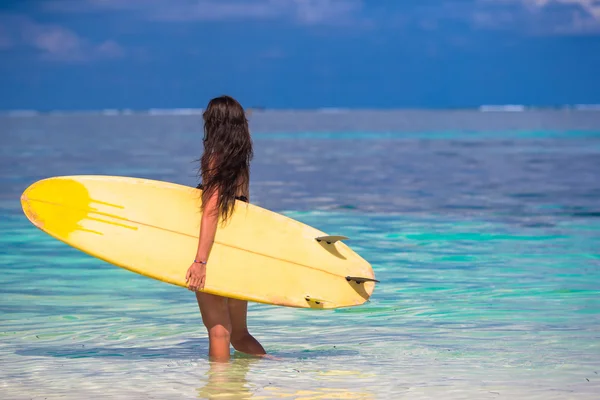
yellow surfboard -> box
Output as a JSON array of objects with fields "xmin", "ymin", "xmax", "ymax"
[{"xmin": 20, "ymin": 175, "xmax": 377, "ymax": 309}]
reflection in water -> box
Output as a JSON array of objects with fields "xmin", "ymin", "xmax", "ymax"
[
  {"xmin": 197, "ymin": 354, "xmax": 375, "ymax": 399},
  {"xmin": 260, "ymin": 386, "xmax": 375, "ymax": 399},
  {"xmin": 197, "ymin": 355, "xmax": 257, "ymax": 399}
]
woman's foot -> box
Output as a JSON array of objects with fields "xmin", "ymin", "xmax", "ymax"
[{"xmin": 231, "ymin": 331, "xmax": 266, "ymax": 356}]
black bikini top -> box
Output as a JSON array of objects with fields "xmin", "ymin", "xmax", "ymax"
[{"xmin": 196, "ymin": 183, "xmax": 248, "ymax": 203}]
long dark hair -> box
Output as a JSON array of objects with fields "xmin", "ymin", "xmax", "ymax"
[{"xmin": 198, "ymin": 95, "xmax": 253, "ymax": 221}]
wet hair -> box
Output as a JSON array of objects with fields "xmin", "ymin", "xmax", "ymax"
[{"xmin": 198, "ymin": 95, "xmax": 253, "ymax": 221}]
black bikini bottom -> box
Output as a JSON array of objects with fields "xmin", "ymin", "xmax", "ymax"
[{"xmin": 196, "ymin": 183, "xmax": 249, "ymax": 203}]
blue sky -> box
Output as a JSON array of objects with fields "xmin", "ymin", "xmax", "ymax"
[{"xmin": 1, "ymin": 0, "xmax": 599, "ymax": 110}]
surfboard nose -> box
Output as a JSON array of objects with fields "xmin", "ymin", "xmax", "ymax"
[
  {"xmin": 20, "ymin": 177, "xmax": 95, "ymax": 236},
  {"xmin": 20, "ymin": 179, "xmax": 35, "ymax": 202},
  {"xmin": 21, "ymin": 181, "xmax": 40, "ymax": 227}
]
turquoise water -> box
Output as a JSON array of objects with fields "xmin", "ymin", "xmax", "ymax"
[{"xmin": 1, "ymin": 112, "xmax": 600, "ymax": 399}]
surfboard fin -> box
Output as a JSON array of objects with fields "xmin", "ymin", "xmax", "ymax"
[
  {"xmin": 315, "ymin": 235, "xmax": 349, "ymax": 244},
  {"xmin": 346, "ymin": 276, "xmax": 380, "ymax": 284},
  {"xmin": 305, "ymin": 295, "xmax": 329, "ymax": 306}
]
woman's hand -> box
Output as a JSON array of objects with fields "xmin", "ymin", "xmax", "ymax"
[{"xmin": 186, "ymin": 262, "xmax": 207, "ymax": 292}]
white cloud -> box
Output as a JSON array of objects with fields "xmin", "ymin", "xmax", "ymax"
[
  {"xmin": 41, "ymin": 0, "xmax": 364, "ymax": 26},
  {"xmin": 96, "ymin": 40, "xmax": 125, "ymax": 58},
  {"xmin": 0, "ymin": 14, "xmax": 125, "ymax": 61},
  {"xmin": 0, "ymin": 24, "xmax": 13, "ymax": 49},
  {"xmin": 291, "ymin": 0, "xmax": 362, "ymax": 24},
  {"xmin": 522, "ymin": 0, "xmax": 600, "ymax": 17},
  {"xmin": 477, "ymin": 0, "xmax": 600, "ymax": 34},
  {"xmin": 260, "ymin": 47, "xmax": 286, "ymax": 59},
  {"xmin": 35, "ymin": 0, "xmax": 600, "ymax": 35},
  {"xmin": 41, "ymin": 0, "xmax": 152, "ymax": 13},
  {"xmin": 21, "ymin": 18, "xmax": 84, "ymax": 59}
]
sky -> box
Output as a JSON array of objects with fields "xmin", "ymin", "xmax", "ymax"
[{"xmin": 1, "ymin": 0, "xmax": 599, "ymax": 110}]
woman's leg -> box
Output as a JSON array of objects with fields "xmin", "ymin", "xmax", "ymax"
[
  {"xmin": 195, "ymin": 292, "xmax": 232, "ymax": 362},
  {"xmin": 228, "ymin": 298, "xmax": 266, "ymax": 356}
]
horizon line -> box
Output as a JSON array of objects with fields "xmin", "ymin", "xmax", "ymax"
[{"xmin": 2, "ymin": 104, "xmax": 600, "ymax": 116}]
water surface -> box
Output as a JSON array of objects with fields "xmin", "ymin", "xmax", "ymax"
[{"xmin": 1, "ymin": 110, "xmax": 599, "ymax": 399}]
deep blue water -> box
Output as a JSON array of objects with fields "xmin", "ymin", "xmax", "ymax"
[{"xmin": 1, "ymin": 110, "xmax": 599, "ymax": 399}]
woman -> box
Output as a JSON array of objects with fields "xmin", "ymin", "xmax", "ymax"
[{"xmin": 185, "ymin": 95, "xmax": 266, "ymax": 361}]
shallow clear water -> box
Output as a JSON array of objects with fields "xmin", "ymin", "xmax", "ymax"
[{"xmin": 1, "ymin": 111, "xmax": 599, "ymax": 399}]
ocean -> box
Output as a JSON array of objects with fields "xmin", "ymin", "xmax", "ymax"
[{"xmin": 1, "ymin": 110, "xmax": 599, "ymax": 399}]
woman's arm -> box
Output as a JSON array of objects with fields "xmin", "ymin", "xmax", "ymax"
[
  {"xmin": 196, "ymin": 187, "xmax": 219, "ymax": 263},
  {"xmin": 186, "ymin": 185, "xmax": 219, "ymax": 292}
]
